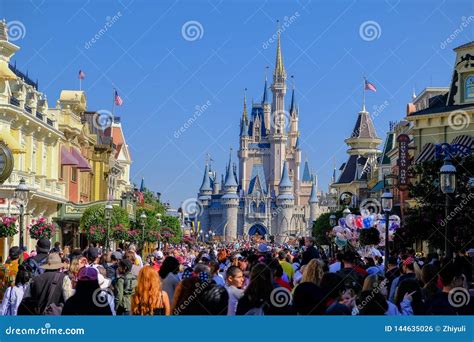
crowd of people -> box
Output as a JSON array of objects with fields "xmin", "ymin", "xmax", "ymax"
[{"xmin": 0, "ymin": 236, "xmax": 472, "ymax": 316}]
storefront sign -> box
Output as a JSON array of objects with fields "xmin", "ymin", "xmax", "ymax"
[{"xmin": 397, "ymin": 134, "xmax": 410, "ymax": 190}]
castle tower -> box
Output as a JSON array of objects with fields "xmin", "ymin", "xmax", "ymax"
[
  {"xmin": 239, "ymin": 91, "xmax": 250, "ymax": 194},
  {"xmin": 269, "ymin": 30, "xmax": 288, "ymax": 192},
  {"xmin": 262, "ymin": 74, "xmax": 271, "ymax": 132},
  {"xmin": 276, "ymin": 161, "xmax": 294, "ymax": 243},
  {"xmin": 309, "ymin": 174, "xmax": 318, "ymax": 229},
  {"xmin": 222, "ymin": 150, "xmax": 239, "ymax": 240},
  {"xmin": 197, "ymin": 163, "xmax": 212, "ymax": 235}
]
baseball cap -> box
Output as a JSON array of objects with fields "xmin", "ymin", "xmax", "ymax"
[{"xmin": 77, "ymin": 267, "xmax": 99, "ymax": 281}]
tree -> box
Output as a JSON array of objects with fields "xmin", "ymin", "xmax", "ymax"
[
  {"xmin": 397, "ymin": 156, "xmax": 474, "ymax": 252},
  {"xmin": 80, "ymin": 204, "xmax": 130, "ymax": 244},
  {"xmin": 161, "ymin": 215, "xmax": 182, "ymax": 244}
]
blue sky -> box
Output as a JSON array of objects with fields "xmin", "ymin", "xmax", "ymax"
[{"xmin": 4, "ymin": 0, "xmax": 474, "ymax": 207}]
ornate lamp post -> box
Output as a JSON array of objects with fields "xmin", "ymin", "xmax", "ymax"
[
  {"xmin": 104, "ymin": 202, "xmax": 113, "ymax": 251},
  {"xmin": 381, "ymin": 188, "xmax": 393, "ymax": 271},
  {"xmin": 440, "ymin": 153, "xmax": 456, "ymax": 259},
  {"xmin": 14, "ymin": 178, "xmax": 29, "ymax": 250},
  {"xmin": 140, "ymin": 212, "xmax": 147, "ymax": 256},
  {"xmin": 156, "ymin": 213, "xmax": 162, "ymax": 249},
  {"xmin": 342, "ymin": 207, "xmax": 351, "ymax": 218}
]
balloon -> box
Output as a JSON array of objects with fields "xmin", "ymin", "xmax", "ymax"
[
  {"xmin": 343, "ymin": 228, "xmax": 353, "ymax": 240},
  {"xmin": 360, "ymin": 209, "xmax": 370, "ymax": 217},
  {"xmin": 345, "ymin": 214, "xmax": 356, "ymax": 229},
  {"xmin": 389, "ymin": 215, "xmax": 401, "ymax": 230},
  {"xmin": 355, "ymin": 216, "xmax": 363, "ymax": 229},
  {"xmin": 338, "ymin": 218, "xmax": 346, "ymax": 228},
  {"xmin": 332, "ymin": 225, "xmax": 344, "ymax": 234},
  {"xmin": 335, "ymin": 236, "xmax": 347, "ymax": 247}
]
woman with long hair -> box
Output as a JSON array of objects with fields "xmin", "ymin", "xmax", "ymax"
[
  {"xmin": 301, "ymin": 259, "xmax": 324, "ymax": 286},
  {"xmin": 158, "ymin": 256, "xmax": 180, "ymax": 307},
  {"xmin": 236, "ymin": 263, "xmax": 292, "ymax": 315},
  {"xmin": 131, "ymin": 266, "xmax": 170, "ymax": 315}
]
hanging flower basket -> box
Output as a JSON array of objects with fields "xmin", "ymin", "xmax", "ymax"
[
  {"xmin": 111, "ymin": 224, "xmax": 129, "ymax": 242},
  {"xmin": 0, "ymin": 216, "xmax": 18, "ymax": 238},
  {"xmin": 82, "ymin": 225, "xmax": 106, "ymax": 243},
  {"xmin": 28, "ymin": 217, "xmax": 56, "ymax": 240}
]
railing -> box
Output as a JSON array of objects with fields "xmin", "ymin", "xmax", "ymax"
[
  {"xmin": 24, "ymin": 105, "xmax": 32, "ymax": 114},
  {"xmin": 47, "ymin": 118, "xmax": 54, "ymax": 126},
  {"xmin": 36, "ymin": 112, "xmax": 44, "ymax": 120},
  {"xmin": 9, "ymin": 97, "xmax": 20, "ymax": 106}
]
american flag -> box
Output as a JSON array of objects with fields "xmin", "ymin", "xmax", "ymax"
[
  {"xmin": 78, "ymin": 70, "xmax": 85, "ymax": 80},
  {"xmin": 365, "ymin": 79, "xmax": 377, "ymax": 92},
  {"xmin": 114, "ymin": 90, "xmax": 123, "ymax": 106}
]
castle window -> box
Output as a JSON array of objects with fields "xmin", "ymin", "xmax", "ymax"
[
  {"xmin": 465, "ymin": 75, "xmax": 474, "ymax": 100},
  {"xmin": 251, "ymin": 201, "xmax": 257, "ymax": 213},
  {"xmin": 258, "ymin": 202, "xmax": 265, "ymax": 214}
]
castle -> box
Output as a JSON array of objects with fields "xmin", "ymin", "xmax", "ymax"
[{"xmin": 196, "ymin": 32, "xmax": 327, "ymax": 242}]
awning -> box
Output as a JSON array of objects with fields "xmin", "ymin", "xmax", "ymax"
[
  {"xmin": 451, "ymin": 135, "xmax": 474, "ymax": 157},
  {"xmin": 0, "ymin": 129, "xmax": 25, "ymax": 154},
  {"xmin": 71, "ymin": 148, "xmax": 92, "ymax": 172},
  {"xmin": 61, "ymin": 147, "xmax": 79, "ymax": 166},
  {"xmin": 0, "ymin": 61, "xmax": 17, "ymax": 80},
  {"xmin": 369, "ymin": 180, "xmax": 385, "ymax": 193},
  {"xmin": 414, "ymin": 143, "xmax": 435, "ymax": 164}
]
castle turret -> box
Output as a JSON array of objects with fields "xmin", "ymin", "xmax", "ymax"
[
  {"xmin": 309, "ymin": 174, "xmax": 319, "ymax": 230},
  {"xmin": 222, "ymin": 150, "xmax": 239, "ymax": 240},
  {"xmin": 269, "ymin": 30, "xmax": 288, "ymax": 192},
  {"xmin": 276, "ymin": 161, "xmax": 294, "ymax": 243},
  {"xmin": 262, "ymin": 75, "xmax": 271, "ymax": 132}
]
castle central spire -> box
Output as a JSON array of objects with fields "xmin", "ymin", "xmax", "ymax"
[{"xmin": 273, "ymin": 26, "xmax": 286, "ymax": 81}]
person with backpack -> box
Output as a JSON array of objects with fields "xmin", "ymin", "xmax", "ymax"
[
  {"xmin": 114, "ymin": 259, "xmax": 137, "ymax": 315},
  {"xmin": 21, "ymin": 239, "xmax": 51, "ymax": 277},
  {"xmin": 18, "ymin": 253, "xmax": 73, "ymax": 315}
]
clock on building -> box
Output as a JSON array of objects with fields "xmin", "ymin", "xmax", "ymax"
[{"xmin": 0, "ymin": 142, "xmax": 14, "ymax": 184}]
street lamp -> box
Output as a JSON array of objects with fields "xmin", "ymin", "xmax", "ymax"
[
  {"xmin": 440, "ymin": 153, "xmax": 456, "ymax": 259},
  {"xmin": 14, "ymin": 178, "xmax": 29, "ymax": 249},
  {"xmin": 104, "ymin": 202, "xmax": 113, "ymax": 251},
  {"xmin": 342, "ymin": 207, "xmax": 351, "ymax": 218},
  {"xmin": 381, "ymin": 188, "xmax": 393, "ymax": 270},
  {"xmin": 140, "ymin": 212, "xmax": 147, "ymax": 256}
]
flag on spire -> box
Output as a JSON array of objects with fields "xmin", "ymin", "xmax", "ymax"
[
  {"xmin": 114, "ymin": 90, "xmax": 123, "ymax": 106},
  {"xmin": 78, "ymin": 70, "xmax": 85, "ymax": 80},
  {"xmin": 365, "ymin": 79, "xmax": 377, "ymax": 92}
]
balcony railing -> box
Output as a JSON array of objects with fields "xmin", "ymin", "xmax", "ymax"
[
  {"xmin": 36, "ymin": 112, "xmax": 44, "ymax": 120},
  {"xmin": 9, "ymin": 97, "xmax": 20, "ymax": 106},
  {"xmin": 25, "ymin": 105, "xmax": 32, "ymax": 114},
  {"xmin": 47, "ymin": 118, "xmax": 54, "ymax": 126}
]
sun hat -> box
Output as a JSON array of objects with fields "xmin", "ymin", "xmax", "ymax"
[{"xmin": 41, "ymin": 253, "xmax": 68, "ymax": 270}]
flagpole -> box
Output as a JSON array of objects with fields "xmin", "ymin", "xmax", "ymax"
[
  {"xmin": 79, "ymin": 78, "xmax": 82, "ymax": 91},
  {"xmin": 112, "ymin": 85, "xmax": 116, "ymax": 120},
  {"xmin": 362, "ymin": 76, "xmax": 366, "ymax": 112}
]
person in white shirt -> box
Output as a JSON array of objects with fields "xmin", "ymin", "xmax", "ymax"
[
  {"xmin": 1, "ymin": 269, "xmax": 30, "ymax": 316},
  {"xmin": 225, "ymin": 266, "xmax": 244, "ymax": 316}
]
